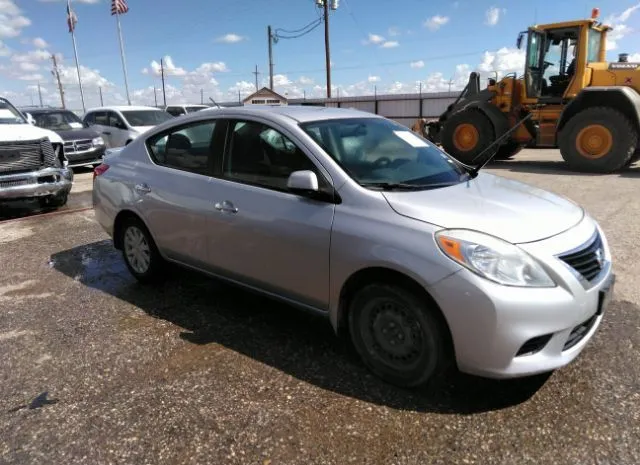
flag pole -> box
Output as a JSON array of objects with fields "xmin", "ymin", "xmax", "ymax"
[
  {"xmin": 68, "ymin": 1, "xmax": 85, "ymax": 112},
  {"xmin": 115, "ymin": 11, "xmax": 131, "ymax": 105}
]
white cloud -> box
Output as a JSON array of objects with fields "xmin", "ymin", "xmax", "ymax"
[
  {"xmin": 215, "ymin": 33, "xmax": 245, "ymax": 43},
  {"xmin": 32, "ymin": 37, "xmax": 48, "ymax": 48},
  {"xmin": 381, "ymin": 41, "xmax": 399, "ymax": 48},
  {"xmin": 423, "ymin": 15, "xmax": 449, "ymax": 31},
  {"xmin": 629, "ymin": 53, "xmax": 640, "ymax": 61},
  {"xmin": 0, "ymin": 40, "xmax": 10, "ymax": 57},
  {"xmin": 18, "ymin": 73, "xmax": 43, "ymax": 81},
  {"xmin": 0, "ymin": 0, "xmax": 31, "ymax": 38},
  {"xmin": 605, "ymin": 3, "xmax": 640, "ymax": 50},
  {"xmin": 368, "ymin": 75, "xmax": 381, "ymax": 83},
  {"xmin": 193, "ymin": 62, "xmax": 228, "ymax": 73},
  {"xmin": 298, "ymin": 76, "xmax": 314, "ymax": 85},
  {"xmin": 11, "ymin": 49, "xmax": 50, "ymax": 63},
  {"xmin": 410, "ymin": 60, "xmax": 425, "ymax": 69},
  {"xmin": 477, "ymin": 47, "xmax": 525, "ymax": 76},
  {"xmin": 388, "ymin": 26, "xmax": 400, "ymax": 37},
  {"xmin": 146, "ymin": 56, "xmax": 186, "ymax": 77},
  {"xmin": 485, "ymin": 7, "xmax": 505, "ymax": 26},
  {"xmin": 18, "ymin": 62, "xmax": 39, "ymax": 72},
  {"xmin": 38, "ymin": 0, "xmax": 100, "ymax": 3},
  {"xmin": 365, "ymin": 33, "xmax": 385, "ymax": 45}
]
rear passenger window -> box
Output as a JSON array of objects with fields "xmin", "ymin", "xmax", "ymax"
[{"xmin": 147, "ymin": 120, "xmax": 217, "ymax": 175}]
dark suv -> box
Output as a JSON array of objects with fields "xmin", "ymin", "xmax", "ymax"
[{"xmin": 22, "ymin": 107, "xmax": 106, "ymax": 168}]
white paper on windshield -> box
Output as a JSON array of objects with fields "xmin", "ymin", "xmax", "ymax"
[
  {"xmin": 69, "ymin": 122, "xmax": 83, "ymax": 129},
  {"xmin": 0, "ymin": 109, "xmax": 15, "ymax": 118},
  {"xmin": 393, "ymin": 130, "xmax": 429, "ymax": 148}
]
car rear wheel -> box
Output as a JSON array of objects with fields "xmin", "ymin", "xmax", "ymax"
[
  {"xmin": 119, "ymin": 217, "xmax": 164, "ymax": 283},
  {"xmin": 440, "ymin": 109, "xmax": 495, "ymax": 165},
  {"xmin": 348, "ymin": 283, "xmax": 451, "ymax": 388}
]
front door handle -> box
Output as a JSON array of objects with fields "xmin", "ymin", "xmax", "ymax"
[
  {"xmin": 214, "ymin": 200, "xmax": 238, "ymax": 213},
  {"xmin": 103, "ymin": 131, "xmax": 111, "ymax": 135},
  {"xmin": 134, "ymin": 183, "xmax": 151, "ymax": 194}
]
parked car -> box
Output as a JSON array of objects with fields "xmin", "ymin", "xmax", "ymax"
[
  {"xmin": 83, "ymin": 105, "xmax": 172, "ymax": 148},
  {"xmin": 21, "ymin": 107, "xmax": 106, "ymax": 168},
  {"xmin": 165, "ymin": 104, "xmax": 210, "ymax": 117},
  {"xmin": 0, "ymin": 97, "xmax": 73, "ymax": 208},
  {"xmin": 92, "ymin": 105, "xmax": 615, "ymax": 387}
]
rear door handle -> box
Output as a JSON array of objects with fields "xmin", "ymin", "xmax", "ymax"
[
  {"xmin": 214, "ymin": 200, "xmax": 238, "ymax": 213},
  {"xmin": 134, "ymin": 183, "xmax": 151, "ymax": 194}
]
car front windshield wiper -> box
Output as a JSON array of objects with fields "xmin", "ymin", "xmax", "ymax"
[{"xmin": 361, "ymin": 181, "xmax": 459, "ymax": 191}]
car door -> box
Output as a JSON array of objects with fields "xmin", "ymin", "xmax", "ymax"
[
  {"xmin": 135, "ymin": 117, "xmax": 223, "ymax": 268},
  {"xmin": 107, "ymin": 111, "xmax": 130, "ymax": 147},
  {"xmin": 89, "ymin": 111, "xmax": 112, "ymax": 145},
  {"xmin": 205, "ymin": 118, "xmax": 336, "ymax": 310}
]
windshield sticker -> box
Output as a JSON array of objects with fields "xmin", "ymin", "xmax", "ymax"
[
  {"xmin": 394, "ymin": 130, "xmax": 429, "ymax": 148},
  {"xmin": 69, "ymin": 122, "xmax": 83, "ymax": 129}
]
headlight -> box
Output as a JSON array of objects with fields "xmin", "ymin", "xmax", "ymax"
[
  {"xmin": 435, "ymin": 229, "xmax": 555, "ymax": 288},
  {"xmin": 92, "ymin": 136, "xmax": 105, "ymax": 146}
]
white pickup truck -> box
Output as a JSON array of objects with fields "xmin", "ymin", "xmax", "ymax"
[{"xmin": 0, "ymin": 97, "xmax": 73, "ymax": 209}]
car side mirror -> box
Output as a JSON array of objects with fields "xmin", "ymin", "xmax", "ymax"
[
  {"xmin": 25, "ymin": 113, "xmax": 35, "ymax": 125},
  {"xmin": 287, "ymin": 170, "xmax": 319, "ymax": 193}
]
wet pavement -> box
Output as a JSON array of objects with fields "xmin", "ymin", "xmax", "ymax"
[{"xmin": 1, "ymin": 152, "xmax": 639, "ymax": 464}]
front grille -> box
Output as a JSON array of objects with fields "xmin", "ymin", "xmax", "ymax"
[
  {"xmin": 0, "ymin": 178, "xmax": 30, "ymax": 189},
  {"xmin": 557, "ymin": 232, "xmax": 604, "ymax": 282},
  {"xmin": 64, "ymin": 139, "xmax": 93, "ymax": 153},
  {"xmin": 41, "ymin": 139, "xmax": 58, "ymax": 167},
  {"xmin": 563, "ymin": 314, "xmax": 597, "ymax": 350},
  {"xmin": 0, "ymin": 139, "xmax": 43, "ymax": 172},
  {"xmin": 516, "ymin": 334, "xmax": 553, "ymax": 357}
]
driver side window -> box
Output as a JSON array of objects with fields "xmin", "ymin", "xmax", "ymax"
[{"xmin": 108, "ymin": 112, "xmax": 126, "ymax": 129}]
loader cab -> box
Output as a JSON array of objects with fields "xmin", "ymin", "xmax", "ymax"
[{"xmin": 520, "ymin": 25, "xmax": 583, "ymax": 103}]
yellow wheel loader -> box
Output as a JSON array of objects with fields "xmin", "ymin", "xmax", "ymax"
[{"xmin": 422, "ymin": 9, "xmax": 640, "ymax": 173}]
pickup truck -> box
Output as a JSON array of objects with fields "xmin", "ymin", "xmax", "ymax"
[{"xmin": 0, "ymin": 97, "xmax": 73, "ymax": 209}]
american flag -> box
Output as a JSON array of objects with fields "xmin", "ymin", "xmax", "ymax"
[
  {"xmin": 66, "ymin": 1, "xmax": 77, "ymax": 33},
  {"xmin": 111, "ymin": 0, "xmax": 129, "ymax": 15}
]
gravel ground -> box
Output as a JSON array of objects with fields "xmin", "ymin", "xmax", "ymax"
[{"xmin": 1, "ymin": 151, "xmax": 639, "ymax": 465}]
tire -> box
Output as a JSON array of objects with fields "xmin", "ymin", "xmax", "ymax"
[
  {"xmin": 494, "ymin": 141, "xmax": 524, "ymax": 160},
  {"xmin": 440, "ymin": 109, "xmax": 495, "ymax": 165},
  {"xmin": 559, "ymin": 106, "xmax": 638, "ymax": 173},
  {"xmin": 118, "ymin": 216, "xmax": 164, "ymax": 284},
  {"xmin": 38, "ymin": 192, "xmax": 68, "ymax": 209},
  {"xmin": 348, "ymin": 283, "xmax": 451, "ymax": 388}
]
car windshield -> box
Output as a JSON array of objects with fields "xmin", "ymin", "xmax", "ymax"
[
  {"xmin": 121, "ymin": 110, "xmax": 173, "ymax": 126},
  {"xmin": 32, "ymin": 110, "xmax": 84, "ymax": 130},
  {"xmin": 300, "ymin": 117, "xmax": 470, "ymax": 189},
  {"xmin": 0, "ymin": 99, "xmax": 27, "ymax": 124}
]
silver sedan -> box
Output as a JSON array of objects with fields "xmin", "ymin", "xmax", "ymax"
[{"xmin": 92, "ymin": 105, "xmax": 615, "ymax": 387}]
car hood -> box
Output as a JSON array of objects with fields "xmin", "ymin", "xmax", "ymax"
[
  {"xmin": 55, "ymin": 127, "xmax": 100, "ymax": 140},
  {"xmin": 382, "ymin": 172, "xmax": 584, "ymax": 244},
  {"xmin": 0, "ymin": 123, "xmax": 63, "ymax": 144},
  {"xmin": 131, "ymin": 125, "xmax": 155, "ymax": 134}
]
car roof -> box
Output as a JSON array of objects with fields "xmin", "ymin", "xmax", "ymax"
[
  {"xmin": 21, "ymin": 107, "xmax": 72, "ymax": 114},
  {"xmin": 86, "ymin": 105, "xmax": 162, "ymax": 112},
  {"xmin": 192, "ymin": 105, "xmax": 383, "ymax": 124}
]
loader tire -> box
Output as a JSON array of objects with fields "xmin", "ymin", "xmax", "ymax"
[
  {"xmin": 494, "ymin": 141, "xmax": 524, "ymax": 160},
  {"xmin": 559, "ymin": 107, "xmax": 637, "ymax": 173},
  {"xmin": 441, "ymin": 110, "xmax": 495, "ymax": 165}
]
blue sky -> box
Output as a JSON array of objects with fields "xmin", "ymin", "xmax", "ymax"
[{"xmin": 1, "ymin": 0, "xmax": 639, "ymax": 110}]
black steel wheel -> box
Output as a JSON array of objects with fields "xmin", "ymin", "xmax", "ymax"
[
  {"xmin": 348, "ymin": 283, "xmax": 451, "ymax": 388},
  {"xmin": 494, "ymin": 141, "xmax": 524, "ymax": 160}
]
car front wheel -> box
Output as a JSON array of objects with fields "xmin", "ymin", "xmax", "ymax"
[
  {"xmin": 119, "ymin": 217, "xmax": 164, "ymax": 283},
  {"xmin": 348, "ymin": 283, "xmax": 451, "ymax": 388}
]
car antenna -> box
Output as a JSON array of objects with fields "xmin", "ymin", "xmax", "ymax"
[
  {"xmin": 208, "ymin": 97, "xmax": 221, "ymax": 109},
  {"xmin": 468, "ymin": 112, "xmax": 535, "ymax": 176}
]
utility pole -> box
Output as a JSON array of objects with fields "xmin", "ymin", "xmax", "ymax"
[
  {"xmin": 37, "ymin": 82, "xmax": 43, "ymax": 107},
  {"xmin": 160, "ymin": 57, "xmax": 167, "ymax": 107},
  {"xmin": 153, "ymin": 86, "xmax": 157, "ymax": 107},
  {"xmin": 267, "ymin": 25, "xmax": 274, "ymax": 90},
  {"xmin": 323, "ymin": 0, "xmax": 332, "ymax": 98},
  {"xmin": 99, "ymin": 86, "xmax": 104, "ymax": 106},
  {"xmin": 200, "ymin": 88, "xmax": 204, "ymax": 104},
  {"xmin": 252, "ymin": 65, "xmax": 260, "ymax": 92},
  {"xmin": 51, "ymin": 54, "xmax": 65, "ymax": 109}
]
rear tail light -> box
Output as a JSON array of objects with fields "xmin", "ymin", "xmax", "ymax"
[{"xmin": 93, "ymin": 163, "xmax": 110, "ymax": 181}]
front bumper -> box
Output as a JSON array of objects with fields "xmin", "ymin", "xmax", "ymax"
[
  {"xmin": 0, "ymin": 167, "xmax": 73, "ymax": 201},
  {"xmin": 66, "ymin": 146, "xmax": 106, "ymax": 168},
  {"xmin": 428, "ymin": 216, "xmax": 614, "ymax": 379}
]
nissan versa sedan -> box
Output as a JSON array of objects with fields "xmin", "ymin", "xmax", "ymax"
[{"xmin": 92, "ymin": 105, "xmax": 615, "ymax": 387}]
